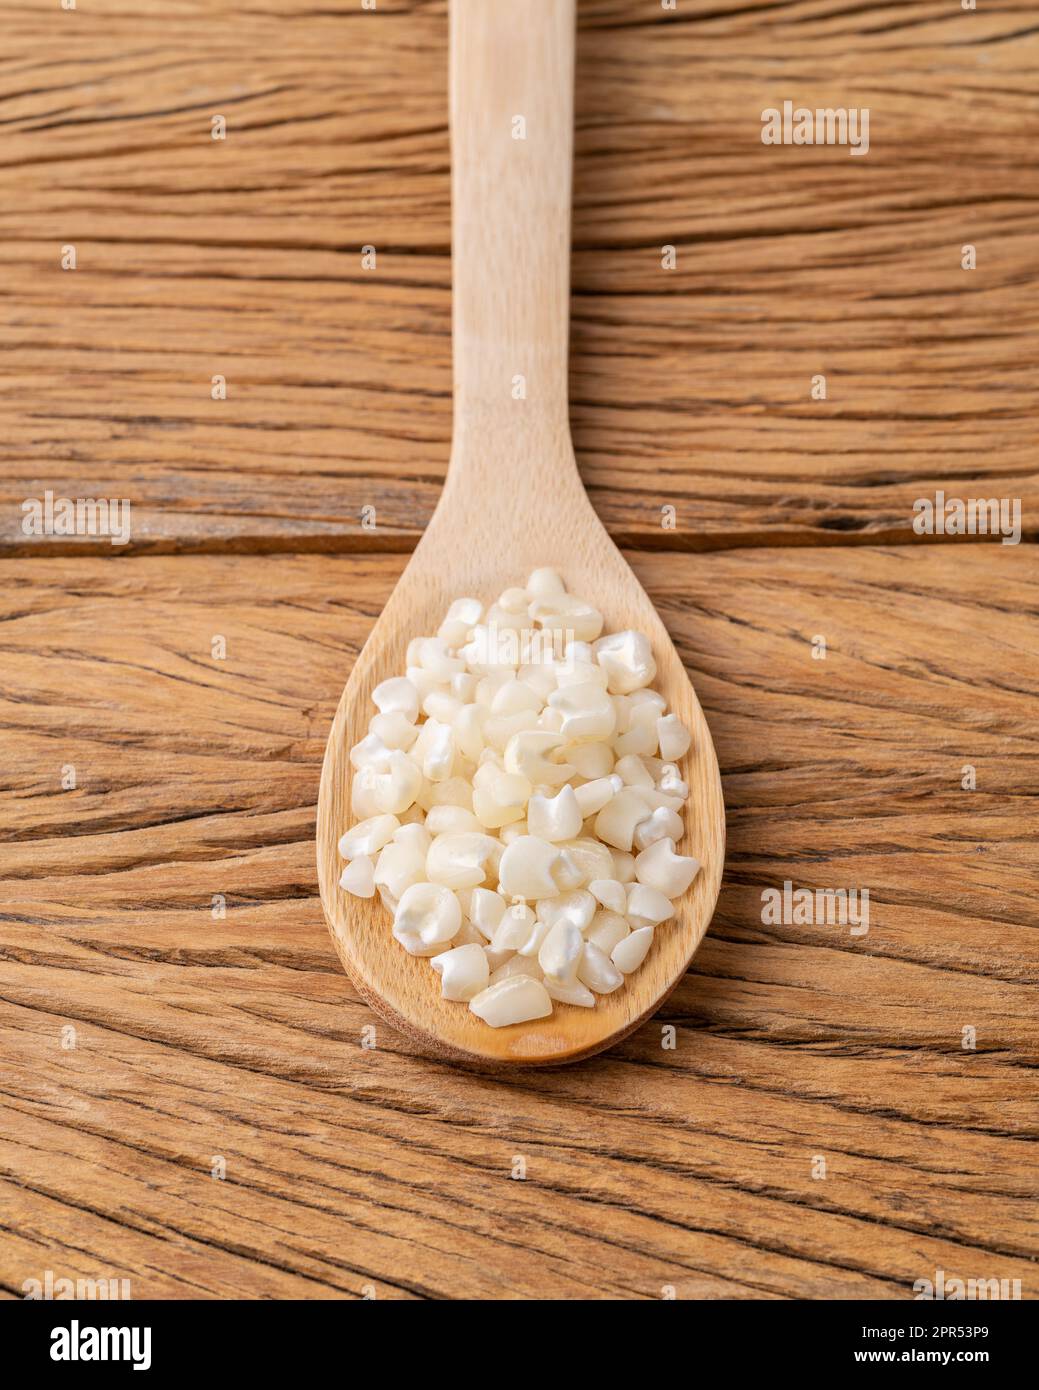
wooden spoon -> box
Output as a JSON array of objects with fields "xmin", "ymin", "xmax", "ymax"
[{"xmin": 317, "ymin": 0, "xmax": 724, "ymax": 1066}]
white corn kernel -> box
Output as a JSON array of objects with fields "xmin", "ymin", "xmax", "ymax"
[
  {"xmin": 657, "ymin": 714, "xmax": 692, "ymax": 762},
  {"xmin": 474, "ymin": 672, "xmax": 509, "ymax": 706},
  {"xmin": 610, "ymin": 848, "xmax": 637, "ymax": 883},
  {"xmin": 659, "ymin": 764, "xmax": 689, "ymax": 799},
  {"xmin": 551, "ymin": 849, "xmax": 586, "ymax": 894},
  {"xmin": 491, "ymin": 679, "xmax": 542, "ymax": 715},
  {"xmin": 543, "ymin": 976, "xmax": 596, "ymax": 1007},
  {"xmin": 468, "ymin": 887, "xmax": 507, "ymax": 939},
  {"xmin": 405, "ymin": 665, "xmax": 440, "ymax": 702},
  {"xmin": 472, "ymin": 789, "xmax": 524, "ymax": 830},
  {"xmin": 393, "ymin": 882, "xmax": 462, "ymax": 956},
  {"xmin": 612, "ymin": 718, "xmax": 659, "ymax": 759},
  {"xmin": 633, "ymin": 786, "xmax": 685, "ymax": 815},
  {"xmin": 370, "ymin": 710, "xmax": 419, "ymax": 752},
  {"xmin": 588, "ymin": 878, "xmax": 627, "ymax": 914},
  {"xmin": 339, "ymin": 855, "xmax": 375, "ymax": 898},
  {"xmin": 469, "ymin": 975, "xmax": 553, "ymax": 1027},
  {"xmin": 531, "ymin": 594, "xmax": 604, "ymax": 643},
  {"xmin": 563, "ymin": 638, "xmax": 595, "ymax": 663},
  {"xmin": 491, "ymin": 904, "xmax": 539, "ymax": 953},
  {"xmin": 526, "ymin": 567, "xmax": 566, "ymax": 599},
  {"xmin": 451, "ymin": 671, "xmax": 479, "ymax": 703},
  {"xmin": 438, "ymin": 597, "xmax": 483, "ymax": 649},
  {"xmin": 614, "ymin": 754, "xmax": 655, "ymax": 789},
  {"xmin": 593, "ymin": 630, "xmax": 657, "ymax": 695},
  {"xmin": 350, "ymin": 732, "xmax": 393, "ymax": 771},
  {"xmin": 626, "ymin": 882, "xmax": 675, "ymax": 928},
  {"xmin": 431, "ymin": 942, "xmax": 489, "ymax": 1001},
  {"xmin": 516, "ymin": 916, "xmax": 550, "ymax": 959},
  {"xmin": 632, "ymin": 806, "xmax": 685, "ymax": 852},
  {"xmin": 483, "ymin": 709, "xmax": 538, "ymax": 752},
  {"xmin": 498, "ymin": 586, "xmax": 530, "ymax": 614},
  {"xmin": 555, "ymin": 659, "xmax": 609, "ymax": 691},
  {"xmin": 489, "ymin": 954, "xmax": 544, "ymax": 985},
  {"xmin": 556, "ymin": 838, "xmax": 616, "ymax": 886},
  {"xmin": 412, "ymin": 718, "xmax": 455, "ymax": 783},
  {"xmin": 548, "ymin": 682, "xmax": 616, "ymax": 743},
  {"xmin": 585, "ymin": 909, "xmax": 629, "ymax": 955},
  {"xmin": 372, "ymin": 676, "xmax": 420, "ymax": 723},
  {"xmin": 499, "ymin": 819, "xmax": 528, "ymax": 846},
  {"xmin": 573, "ymin": 774, "xmax": 624, "ymax": 818},
  {"xmin": 504, "ymin": 730, "xmax": 573, "ymax": 787},
  {"xmin": 594, "ymin": 788, "xmax": 651, "ymax": 852},
  {"xmin": 612, "ymin": 925, "xmax": 654, "ymax": 973},
  {"xmin": 453, "ymin": 918, "xmax": 486, "ymax": 948},
  {"xmin": 452, "ymin": 703, "xmax": 487, "ymax": 761},
  {"xmin": 538, "ymin": 921, "xmax": 584, "ymax": 986},
  {"xmin": 485, "ymin": 602, "xmax": 526, "ymax": 634},
  {"xmin": 373, "ymin": 838, "xmax": 426, "ymax": 901},
  {"xmin": 338, "ymin": 813, "xmax": 400, "ymax": 860},
  {"xmin": 516, "ymin": 662, "xmax": 556, "ymax": 701},
  {"xmin": 423, "ymin": 690, "xmax": 462, "ymax": 724},
  {"xmin": 634, "ymin": 837, "xmax": 701, "ymax": 897},
  {"xmin": 631, "ymin": 689, "xmax": 667, "ymax": 717},
  {"xmin": 527, "ymin": 785, "xmax": 583, "ymax": 842},
  {"xmin": 369, "ymin": 750, "xmax": 423, "ymax": 815},
  {"xmin": 537, "ymin": 890, "xmax": 596, "ymax": 934},
  {"xmin": 425, "ymin": 832, "xmax": 499, "ymax": 890},
  {"xmin": 578, "ymin": 941, "xmax": 624, "ymax": 994},
  {"xmin": 392, "ymin": 822, "xmax": 431, "ymax": 856},
  {"xmin": 611, "ymin": 695, "xmax": 633, "ymax": 735},
  {"xmin": 567, "ymin": 742, "xmax": 614, "ymax": 779},
  {"xmin": 418, "ymin": 637, "xmax": 465, "ymax": 681},
  {"xmin": 473, "ymin": 762, "xmax": 530, "ymax": 815},
  {"xmin": 424, "ymin": 804, "xmax": 484, "ymax": 835},
  {"xmin": 483, "ymin": 942, "xmax": 515, "ymax": 972},
  {"xmin": 420, "ymin": 776, "xmax": 473, "ymax": 811},
  {"xmin": 498, "ymin": 835, "xmax": 563, "ymax": 900},
  {"xmin": 460, "ymin": 629, "xmax": 509, "ymax": 676}
]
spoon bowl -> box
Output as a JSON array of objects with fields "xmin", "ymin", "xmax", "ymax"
[{"xmin": 316, "ymin": 0, "xmax": 724, "ymax": 1066}]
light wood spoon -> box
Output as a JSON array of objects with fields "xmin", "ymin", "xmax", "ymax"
[{"xmin": 317, "ymin": 0, "xmax": 724, "ymax": 1066}]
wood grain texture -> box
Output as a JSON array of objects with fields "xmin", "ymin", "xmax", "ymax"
[
  {"xmin": 2, "ymin": 0, "xmax": 1037, "ymax": 551},
  {"xmin": 2, "ymin": 549, "xmax": 1036, "ymax": 1298}
]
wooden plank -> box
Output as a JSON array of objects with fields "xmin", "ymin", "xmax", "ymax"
[
  {"xmin": 2, "ymin": 0, "xmax": 1037, "ymax": 551},
  {"xmin": 1, "ymin": 547, "xmax": 1035, "ymax": 1298}
]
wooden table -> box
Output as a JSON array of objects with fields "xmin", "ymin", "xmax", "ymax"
[{"xmin": 2, "ymin": 1, "xmax": 1036, "ymax": 1300}]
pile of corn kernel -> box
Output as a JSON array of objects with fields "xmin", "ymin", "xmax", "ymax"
[{"xmin": 339, "ymin": 569, "xmax": 699, "ymax": 1028}]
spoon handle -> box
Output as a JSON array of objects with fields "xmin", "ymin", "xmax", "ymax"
[{"xmin": 449, "ymin": 0, "xmax": 576, "ymax": 445}]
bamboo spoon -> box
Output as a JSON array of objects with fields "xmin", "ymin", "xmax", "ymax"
[{"xmin": 316, "ymin": 0, "xmax": 724, "ymax": 1066}]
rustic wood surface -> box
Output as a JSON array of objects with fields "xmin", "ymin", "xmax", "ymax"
[
  {"xmin": 1, "ymin": 0, "xmax": 1037, "ymax": 1300},
  {"xmin": 2, "ymin": 549, "xmax": 1036, "ymax": 1299},
  {"xmin": 1, "ymin": 0, "xmax": 1037, "ymax": 550}
]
